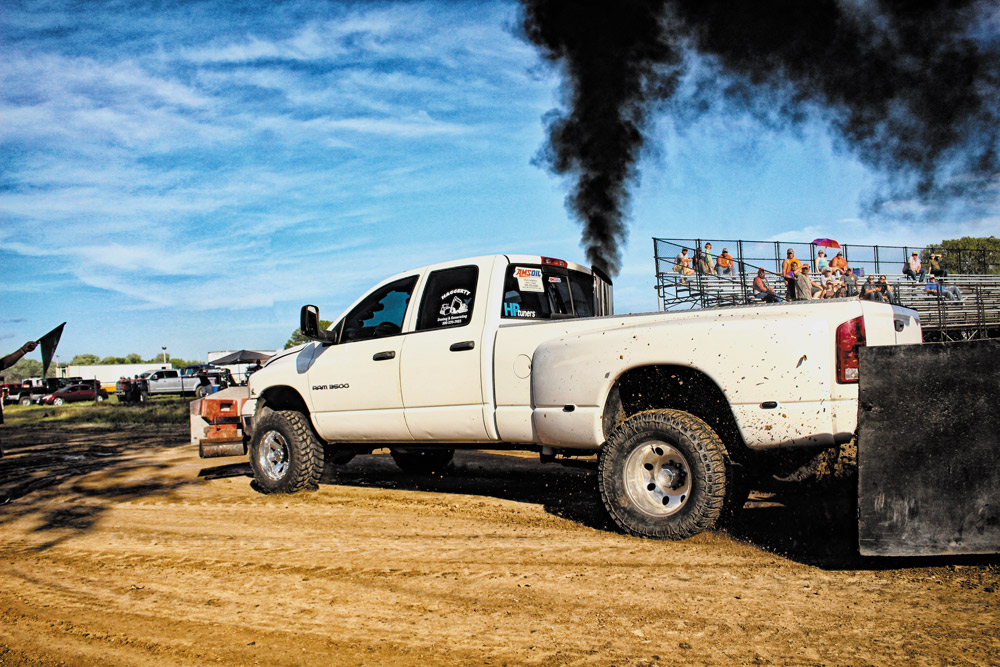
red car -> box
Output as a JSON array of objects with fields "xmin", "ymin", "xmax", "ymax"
[{"xmin": 39, "ymin": 383, "xmax": 109, "ymax": 406}]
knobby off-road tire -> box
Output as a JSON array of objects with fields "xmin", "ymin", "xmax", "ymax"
[
  {"xmin": 249, "ymin": 410, "xmax": 324, "ymax": 494},
  {"xmin": 390, "ymin": 448, "xmax": 454, "ymax": 475},
  {"xmin": 599, "ymin": 409, "xmax": 728, "ymax": 540}
]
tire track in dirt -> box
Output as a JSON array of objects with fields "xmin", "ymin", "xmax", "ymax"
[{"xmin": 0, "ymin": 423, "xmax": 997, "ymax": 666}]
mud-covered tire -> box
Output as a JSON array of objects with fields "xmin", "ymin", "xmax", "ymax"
[
  {"xmin": 249, "ymin": 410, "xmax": 324, "ymax": 494},
  {"xmin": 599, "ymin": 409, "xmax": 728, "ymax": 540},
  {"xmin": 390, "ymin": 448, "xmax": 454, "ymax": 475}
]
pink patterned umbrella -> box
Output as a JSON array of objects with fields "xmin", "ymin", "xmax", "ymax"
[{"xmin": 812, "ymin": 238, "xmax": 841, "ymax": 248}]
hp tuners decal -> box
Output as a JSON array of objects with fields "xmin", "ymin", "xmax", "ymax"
[{"xmin": 504, "ymin": 303, "xmax": 536, "ymax": 318}]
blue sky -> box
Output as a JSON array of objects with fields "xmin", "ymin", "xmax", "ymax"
[{"xmin": 2, "ymin": 0, "xmax": 996, "ymax": 362}]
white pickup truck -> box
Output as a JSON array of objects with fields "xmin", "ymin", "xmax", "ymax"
[
  {"xmin": 241, "ymin": 253, "xmax": 922, "ymax": 539},
  {"xmin": 144, "ymin": 367, "xmax": 233, "ymax": 396}
]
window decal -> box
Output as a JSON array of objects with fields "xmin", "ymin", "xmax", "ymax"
[
  {"xmin": 513, "ymin": 267, "xmax": 544, "ymax": 292},
  {"xmin": 437, "ymin": 288, "xmax": 472, "ymax": 326}
]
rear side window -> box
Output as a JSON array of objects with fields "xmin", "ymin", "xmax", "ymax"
[
  {"xmin": 417, "ymin": 265, "xmax": 479, "ymax": 331},
  {"xmin": 501, "ymin": 265, "xmax": 595, "ymax": 320}
]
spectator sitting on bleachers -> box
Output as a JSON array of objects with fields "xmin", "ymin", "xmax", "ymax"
[
  {"xmin": 693, "ymin": 248, "xmax": 712, "ymax": 275},
  {"xmin": 752, "ymin": 268, "xmax": 781, "ymax": 303},
  {"xmin": 673, "ymin": 248, "xmax": 695, "ymax": 280},
  {"xmin": 820, "ymin": 267, "xmax": 846, "ymax": 298},
  {"xmin": 925, "ymin": 276, "xmax": 963, "ymax": 301},
  {"xmin": 928, "ymin": 253, "xmax": 947, "ymax": 277},
  {"xmin": 815, "ymin": 250, "xmax": 830, "ymax": 273},
  {"xmin": 715, "ymin": 248, "xmax": 735, "ymax": 277},
  {"xmin": 829, "ymin": 252, "xmax": 849, "ymax": 274},
  {"xmin": 860, "ymin": 275, "xmax": 884, "ymax": 301},
  {"xmin": 904, "ymin": 252, "xmax": 927, "ymax": 282},
  {"xmin": 877, "ymin": 275, "xmax": 894, "ymax": 302}
]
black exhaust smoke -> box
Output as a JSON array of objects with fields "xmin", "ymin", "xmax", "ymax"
[{"xmin": 520, "ymin": 0, "xmax": 1000, "ymax": 275}]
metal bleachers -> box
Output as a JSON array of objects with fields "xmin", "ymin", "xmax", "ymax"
[{"xmin": 653, "ymin": 237, "xmax": 1000, "ymax": 342}]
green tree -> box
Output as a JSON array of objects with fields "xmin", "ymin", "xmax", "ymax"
[
  {"xmin": 69, "ymin": 353, "xmax": 101, "ymax": 365},
  {"xmin": 0, "ymin": 357, "xmax": 44, "ymax": 383},
  {"xmin": 285, "ymin": 321, "xmax": 332, "ymax": 349},
  {"xmin": 927, "ymin": 236, "xmax": 1000, "ymax": 275}
]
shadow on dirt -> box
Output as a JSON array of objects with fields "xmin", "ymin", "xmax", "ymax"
[
  {"xmin": 198, "ymin": 449, "xmax": 998, "ymax": 571},
  {"xmin": 0, "ymin": 424, "xmax": 195, "ymax": 551}
]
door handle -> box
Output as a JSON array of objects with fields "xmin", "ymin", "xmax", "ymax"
[
  {"xmin": 372, "ymin": 351, "xmax": 395, "ymax": 361},
  {"xmin": 449, "ymin": 341, "xmax": 475, "ymax": 352}
]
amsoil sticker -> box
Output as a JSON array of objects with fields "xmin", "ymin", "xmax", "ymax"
[
  {"xmin": 437, "ymin": 288, "xmax": 472, "ymax": 326},
  {"xmin": 513, "ymin": 267, "xmax": 544, "ymax": 292}
]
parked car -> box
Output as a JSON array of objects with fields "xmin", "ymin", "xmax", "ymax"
[
  {"xmin": 39, "ymin": 383, "xmax": 109, "ymax": 405},
  {"xmin": 1, "ymin": 382, "xmax": 24, "ymax": 405}
]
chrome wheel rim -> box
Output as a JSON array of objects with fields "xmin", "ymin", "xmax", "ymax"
[
  {"xmin": 623, "ymin": 439, "xmax": 692, "ymax": 517},
  {"xmin": 258, "ymin": 431, "xmax": 289, "ymax": 481}
]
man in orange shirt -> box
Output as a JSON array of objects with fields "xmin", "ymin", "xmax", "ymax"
[
  {"xmin": 781, "ymin": 249, "xmax": 802, "ymax": 299},
  {"xmin": 715, "ymin": 248, "xmax": 735, "ymax": 277}
]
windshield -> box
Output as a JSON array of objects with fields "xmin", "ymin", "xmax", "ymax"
[{"xmin": 501, "ymin": 264, "xmax": 596, "ymax": 320}]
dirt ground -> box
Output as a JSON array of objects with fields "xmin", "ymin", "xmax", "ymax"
[{"xmin": 0, "ymin": 420, "xmax": 997, "ymax": 667}]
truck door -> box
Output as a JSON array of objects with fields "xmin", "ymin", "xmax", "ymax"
[
  {"xmin": 400, "ymin": 263, "xmax": 489, "ymax": 441},
  {"xmin": 151, "ymin": 370, "xmax": 180, "ymax": 393},
  {"xmin": 307, "ymin": 275, "xmax": 418, "ymax": 441}
]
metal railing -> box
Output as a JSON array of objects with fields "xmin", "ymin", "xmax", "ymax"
[{"xmin": 653, "ymin": 237, "xmax": 1000, "ymax": 341}]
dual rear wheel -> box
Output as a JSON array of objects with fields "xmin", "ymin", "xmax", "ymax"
[{"xmin": 599, "ymin": 409, "xmax": 732, "ymax": 540}]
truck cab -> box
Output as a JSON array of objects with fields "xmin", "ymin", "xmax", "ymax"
[{"xmin": 249, "ymin": 254, "xmax": 610, "ymax": 445}]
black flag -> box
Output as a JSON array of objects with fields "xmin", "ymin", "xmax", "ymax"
[{"xmin": 39, "ymin": 323, "xmax": 65, "ymax": 378}]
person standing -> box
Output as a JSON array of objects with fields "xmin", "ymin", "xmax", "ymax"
[
  {"xmin": 1, "ymin": 341, "xmax": 39, "ymax": 473},
  {"xmin": 793, "ymin": 265, "xmax": 812, "ymax": 300},
  {"xmin": 782, "ymin": 249, "xmax": 802, "ymax": 300}
]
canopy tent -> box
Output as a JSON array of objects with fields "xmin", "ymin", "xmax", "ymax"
[{"xmin": 210, "ymin": 350, "xmax": 273, "ymax": 366}]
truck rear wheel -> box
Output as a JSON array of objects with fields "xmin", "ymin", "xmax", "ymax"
[
  {"xmin": 19, "ymin": 396, "xmax": 32, "ymax": 406},
  {"xmin": 390, "ymin": 448, "xmax": 454, "ymax": 475},
  {"xmin": 249, "ymin": 410, "xmax": 324, "ymax": 494},
  {"xmin": 599, "ymin": 409, "xmax": 727, "ymax": 540}
]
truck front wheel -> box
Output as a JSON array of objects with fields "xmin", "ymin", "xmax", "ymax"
[
  {"xmin": 599, "ymin": 409, "xmax": 727, "ymax": 540},
  {"xmin": 249, "ymin": 410, "xmax": 324, "ymax": 494}
]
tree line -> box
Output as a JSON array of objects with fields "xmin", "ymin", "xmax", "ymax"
[{"xmin": 0, "ymin": 353, "xmax": 202, "ymax": 384}]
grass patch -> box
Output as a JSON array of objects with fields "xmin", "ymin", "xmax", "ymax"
[{"xmin": 3, "ymin": 397, "xmax": 188, "ymax": 427}]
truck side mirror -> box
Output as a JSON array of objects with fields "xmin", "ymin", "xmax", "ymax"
[{"xmin": 300, "ymin": 305, "xmax": 336, "ymax": 344}]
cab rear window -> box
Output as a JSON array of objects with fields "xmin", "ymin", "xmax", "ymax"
[{"xmin": 501, "ymin": 264, "xmax": 595, "ymax": 320}]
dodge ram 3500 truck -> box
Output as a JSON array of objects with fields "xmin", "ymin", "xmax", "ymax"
[{"xmin": 239, "ymin": 254, "xmax": 922, "ymax": 540}]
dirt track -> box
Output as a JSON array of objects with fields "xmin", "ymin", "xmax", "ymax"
[{"xmin": 0, "ymin": 421, "xmax": 997, "ymax": 666}]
